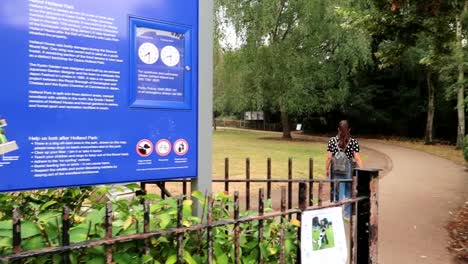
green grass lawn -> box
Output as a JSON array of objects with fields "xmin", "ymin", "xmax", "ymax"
[
  {"xmin": 312, "ymin": 226, "xmax": 335, "ymax": 250},
  {"xmin": 212, "ymin": 129, "xmax": 328, "ymax": 180}
]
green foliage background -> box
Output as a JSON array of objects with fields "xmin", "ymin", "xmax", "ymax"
[{"xmin": 214, "ymin": 0, "xmax": 467, "ymax": 142}]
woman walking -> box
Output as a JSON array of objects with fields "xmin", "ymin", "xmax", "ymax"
[{"xmin": 325, "ymin": 120, "xmax": 363, "ymax": 218}]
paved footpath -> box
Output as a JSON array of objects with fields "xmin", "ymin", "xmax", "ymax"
[
  {"xmin": 213, "ymin": 128, "xmax": 467, "ymax": 263},
  {"xmin": 362, "ymin": 140, "xmax": 467, "ymax": 264}
]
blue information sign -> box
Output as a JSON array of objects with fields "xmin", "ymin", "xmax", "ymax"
[{"xmin": 0, "ymin": 0, "xmax": 199, "ymax": 191}]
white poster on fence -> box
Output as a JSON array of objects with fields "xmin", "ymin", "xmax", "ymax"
[{"xmin": 301, "ymin": 207, "xmax": 348, "ymax": 264}]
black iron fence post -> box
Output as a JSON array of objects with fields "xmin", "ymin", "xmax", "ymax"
[
  {"xmin": 355, "ymin": 168, "xmax": 380, "ymax": 264},
  {"xmin": 12, "ymin": 208, "xmax": 22, "ymax": 264},
  {"xmin": 296, "ymin": 182, "xmax": 307, "ymax": 263},
  {"xmin": 61, "ymin": 207, "xmax": 70, "ymax": 264}
]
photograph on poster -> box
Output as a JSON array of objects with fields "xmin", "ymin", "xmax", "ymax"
[
  {"xmin": 301, "ymin": 207, "xmax": 347, "ymax": 264},
  {"xmin": 312, "ymin": 216, "xmax": 335, "ymax": 250}
]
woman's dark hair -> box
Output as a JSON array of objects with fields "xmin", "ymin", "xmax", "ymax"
[{"xmin": 337, "ymin": 120, "xmax": 351, "ymax": 149}]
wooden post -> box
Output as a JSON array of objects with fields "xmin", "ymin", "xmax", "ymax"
[
  {"xmin": 224, "ymin": 158, "xmax": 229, "ymax": 193},
  {"xmin": 246, "ymin": 158, "xmax": 250, "ymax": 210},
  {"xmin": 288, "ymin": 158, "xmax": 292, "ymax": 214},
  {"xmin": 355, "ymin": 168, "xmax": 380, "ymax": 264},
  {"xmin": 267, "ymin": 158, "xmax": 272, "ymax": 199},
  {"xmin": 309, "ymin": 158, "xmax": 313, "ymax": 206}
]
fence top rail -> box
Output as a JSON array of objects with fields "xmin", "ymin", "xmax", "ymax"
[
  {"xmin": 144, "ymin": 178, "xmax": 353, "ymax": 184},
  {"xmin": 0, "ymin": 196, "xmax": 367, "ymax": 262},
  {"xmin": 212, "ymin": 179, "xmax": 353, "ymax": 183}
]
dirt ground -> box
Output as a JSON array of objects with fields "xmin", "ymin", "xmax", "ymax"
[{"xmin": 447, "ymin": 202, "xmax": 468, "ymax": 263}]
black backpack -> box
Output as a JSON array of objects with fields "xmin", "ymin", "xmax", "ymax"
[{"xmin": 332, "ymin": 140, "xmax": 351, "ymax": 174}]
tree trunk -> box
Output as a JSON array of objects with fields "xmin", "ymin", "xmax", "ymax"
[
  {"xmin": 425, "ymin": 69, "xmax": 435, "ymax": 144},
  {"xmin": 280, "ymin": 107, "xmax": 292, "ymax": 139},
  {"xmin": 455, "ymin": 2, "xmax": 467, "ymax": 149}
]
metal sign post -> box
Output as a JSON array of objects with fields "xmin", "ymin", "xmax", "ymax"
[{"xmin": 192, "ymin": 0, "xmax": 213, "ymax": 209}]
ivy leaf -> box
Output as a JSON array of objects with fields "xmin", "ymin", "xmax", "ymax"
[
  {"xmin": 0, "ymin": 237, "xmax": 12, "ymax": 247},
  {"xmin": 0, "ymin": 220, "xmax": 12, "ymax": 230},
  {"xmin": 182, "ymin": 220, "xmax": 192, "ymax": 227},
  {"xmin": 285, "ymin": 239, "xmax": 294, "ymax": 255},
  {"xmin": 268, "ymin": 246, "xmax": 278, "ymax": 255},
  {"xmin": 244, "ymin": 240, "xmax": 257, "ymax": 250},
  {"xmin": 85, "ymin": 256, "xmax": 105, "ymax": 264},
  {"xmin": 86, "ymin": 207, "xmax": 105, "ymax": 225},
  {"xmin": 114, "ymin": 252, "xmax": 136, "ymax": 264},
  {"xmin": 70, "ymin": 228, "xmax": 88, "ymax": 243},
  {"xmin": 21, "ymin": 221, "xmax": 41, "ymax": 238},
  {"xmin": 37, "ymin": 212, "xmax": 60, "ymax": 224},
  {"xmin": 124, "ymin": 183, "xmax": 141, "ymax": 191},
  {"xmin": 39, "ymin": 200, "xmax": 57, "ymax": 211},
  {"xmin": 165, "ymin": 254, "xmax": 177, "ymax": 264},
  {"xmin": 215, "ymin": 253, "xmax": 229, "ymax": 264},
  {"xmin": 191, "ymin": 191, "xmax": 205, "ymax": 206},
  {"xmin": 243, "ymin": 254, "xmax": 257, "ymax": 264},
  {"xmin": 87, "ymin": 246, "xmax": 105, "ymax": 255},
  {"xmin": 158, "ymin": 236, "xmax": 170, "ymax": 244},
  {"xmin": 22, "ymin": 235, "xmax": 44, "ymax": 250},
  {"xmin": 144, "ymin": 193, "xmax": 161, "ymax": 200},
  {"xmin": 182, "ymin": 200, "xmax": 193, "ymax": 217},
  {"xmin": 52, "ymin": 254, "xmax": 61, "ymax": 264},
  {"xmin": 0, "ymin": 229, "xmax": 11, "ymax": 238},
  {"xmin": 214, "ymin": 243, "xmax": 228, "ymax": 264},
  {"xmin": 142, "ymin": 255, "xmax": 154, "ymax": 264},
  {"xmin": 159, "ymin": 214, "xmax": 172, "ymax": 229},
  {"xmin": 183, "ymin": 250, "xmax": 198, "ymax": 264},
  {"xmin": 123, "ymin": 216, "xmax": 133, "ymax": 231},
  {"xmin": 69, "ymin": 253, "xmax": 78, "ymax": 264}
]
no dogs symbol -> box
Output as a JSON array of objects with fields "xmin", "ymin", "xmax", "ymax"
[
  {"xmin": 173, "ymin": 139, "xmax": 188, "ymax": 156},
  {"xmin": 136, "ymin": 139, "xmax": 153, "ymax": 157}
]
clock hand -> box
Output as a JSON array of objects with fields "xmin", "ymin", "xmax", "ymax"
[{"xmin": 145, "ymin": 52, "xmax": 151, "ymax": 62}]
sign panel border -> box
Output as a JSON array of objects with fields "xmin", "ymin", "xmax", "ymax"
[{"xmin": 129, "ymin": 17, "xmax": 193, "ymax": 110}]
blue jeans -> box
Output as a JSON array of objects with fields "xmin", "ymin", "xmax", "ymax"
[{"xmin": 331, "ymin": 163, "xmax": 353, "ymax": 218}]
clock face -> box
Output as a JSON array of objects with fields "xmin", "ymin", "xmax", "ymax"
[
  {"xmin": 161, "ymin": 45, "xmax": 181, "ymax": 67},
  {"xmin": 138, "ymin": 42, "xmax": 159, "ymax": 64}
]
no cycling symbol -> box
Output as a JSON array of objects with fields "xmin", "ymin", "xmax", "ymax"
[
  {"xmin": 173, "ymin": 139, "xmax": 188, "ymax": 156},
  {"xmin": 156, "ymin": 139, "xmax": 171, "ymax": 156}
]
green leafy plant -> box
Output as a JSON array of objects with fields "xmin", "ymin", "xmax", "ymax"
[{"xmin": 0, "ymin": 188, "xmax": 299, "ymax": 264}]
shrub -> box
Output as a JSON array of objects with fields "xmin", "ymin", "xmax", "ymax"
[{"xmin": 0, "ymin": 188, "xmax": 298, "ymax": 264}]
